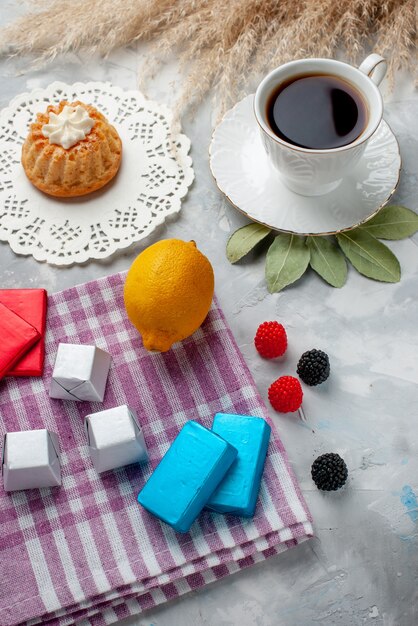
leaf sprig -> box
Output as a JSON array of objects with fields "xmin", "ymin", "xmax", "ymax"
[{"xmin": 226, "ymin": 205, "xmax": 418, "ymax": 292}]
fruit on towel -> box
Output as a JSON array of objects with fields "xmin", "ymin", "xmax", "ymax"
[
  {"xmin": 124, "ymin": 239, "xmax": 214, "ymax": 352},
  {"xmin": 268, "ymin": 376, "xmax": 303, "ymax": 413},
  {"xmin": 297, "ymin": 349, "xmax": 330, "ymax": 386},
  {"xmin": 311, "ymin": 453, "xmax": 348, "ymax": 491},
  {"xmin": 254, "ymin": 321, "xmax": 287, "ymax": 358}
]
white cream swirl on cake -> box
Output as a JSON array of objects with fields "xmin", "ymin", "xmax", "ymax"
[{"xmin": 41, "ymin": 105, "xmax": 95, "ymax": 150}]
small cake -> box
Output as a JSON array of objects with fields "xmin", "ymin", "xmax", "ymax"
[{"xmin": 21, "ymin": 100, "xmax": 122, "ymax": 197}]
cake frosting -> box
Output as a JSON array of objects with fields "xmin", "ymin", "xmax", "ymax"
[{"xmin": 41, "ymin": 104, "xmax": 95, "ymax": 150}]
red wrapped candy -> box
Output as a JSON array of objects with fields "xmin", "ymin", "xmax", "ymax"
[
  {"xmin": 0, "ymin": 302, "xmax": 40, "ymax": 380},
  {"xmin": 0, "ymin": 289, "xmax": 47, "ymax": 377}
]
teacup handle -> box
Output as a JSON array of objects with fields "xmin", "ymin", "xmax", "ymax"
[{"xmin": 358, "ymin": 53, "xmax": 387, "ymax": 86}]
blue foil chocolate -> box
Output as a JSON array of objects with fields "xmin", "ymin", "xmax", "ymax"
[
  {"xmin": 137, "ymin": 420, "xmax": 237, "ymax": 533},
  {"xmin": 206, "ymin": 413, "xmax": 271, "ymax": 517}
]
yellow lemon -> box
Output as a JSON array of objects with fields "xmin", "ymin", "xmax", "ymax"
[{"xmin": 124, "ymin": 239, "xmax": 215, "ymax": 352}]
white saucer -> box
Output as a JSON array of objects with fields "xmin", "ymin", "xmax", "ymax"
[{"xmin": 209, "ymin": 95, "xmax": 401, "ymax": 235}]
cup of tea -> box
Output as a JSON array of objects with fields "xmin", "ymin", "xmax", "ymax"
[{"xmin": 254, "ymin": 54, "xmax": 387, "ymax": 196}]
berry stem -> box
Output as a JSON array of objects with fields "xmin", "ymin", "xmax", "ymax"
[{"xmin": 298, "ymin": 406, "xmax": 307, "ymax": 423}]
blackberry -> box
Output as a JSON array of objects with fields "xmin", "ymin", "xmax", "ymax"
[
  {"xmin": 297, "ymin": 349, "xmax": 330, "ymax": 386},
  {"xmin": 311, "ymin": 453, "xmax": 348, "ymax": 491}
]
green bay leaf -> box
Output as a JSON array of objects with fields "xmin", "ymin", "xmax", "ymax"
[
  {"xmin": 265, "ymin": 233, "xmax": 310, "ymax": 293},
  {"xmin": 307, "ymin": 237, "xmax": 347, "ymax": 288},
  {"xmin": 226, "ymin": 222, "xmax": 271, "ymax": 263},
  {"xmin": 360, "ymin": 205, "xmax": 418, "ymax": 240},
  {"xmin": 336, "ymin": 230, "xmax": 400, "ymax": 283}
]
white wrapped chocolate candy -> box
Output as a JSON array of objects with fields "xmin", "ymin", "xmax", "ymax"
[
  {"xmin": 2, "ymin": 429, "xmax": 61, "ymax": 492},
  {"xmin": 85, "ymin": 405, "xmax": 148, "ymax": 473},
  {"xmin": 50, "ymin": 343, "xmax": 112, "ymax": 402}
]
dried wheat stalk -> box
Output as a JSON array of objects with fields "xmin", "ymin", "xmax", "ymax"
[{"xmin": 1, "ymin": 0, "xmax": 416, "ymax": 117}]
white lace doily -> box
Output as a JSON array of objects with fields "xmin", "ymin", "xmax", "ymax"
[{"xmin": 0, "ymin": 82, "xmax": 194, "ymax": 265}]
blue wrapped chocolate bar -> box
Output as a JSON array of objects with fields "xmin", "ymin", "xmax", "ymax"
[
  {"xmin": 137, "ymin": 420, "xmax": 237, "ymax": 533},
  {"xmin": 206, "ymin": 413, "xmax": 271, "ymax": 517}
]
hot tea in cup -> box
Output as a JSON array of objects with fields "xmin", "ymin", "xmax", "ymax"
[
  {"xmin": 254, "ymin": 54, "xmax": 387, "ymax": 196},
  {"xmin": 266, "ymin": 73, "xmax": 368, "ymax": 150}
]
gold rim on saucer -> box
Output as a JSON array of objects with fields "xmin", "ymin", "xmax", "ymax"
[{"xmin": 209, "ymin": 95, "xmax": 401, "ymax": 237}]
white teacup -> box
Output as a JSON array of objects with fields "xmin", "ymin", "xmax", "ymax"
[{"xmin": 254, "ymin": 54, "xmax": 387, "ymax": 196}]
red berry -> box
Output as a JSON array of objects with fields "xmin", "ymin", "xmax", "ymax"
[
  {"xmin": 268, "ymin": 376, "xmax": 303, "ymax": 413},
  {"xmin": 254, "ymin": 321, "xmax": 287, "ymax": 359}
]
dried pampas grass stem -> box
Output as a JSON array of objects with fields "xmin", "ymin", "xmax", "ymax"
[{"xmin": 1, "ymin": 0, "xmax": 416, "ymax": 118}]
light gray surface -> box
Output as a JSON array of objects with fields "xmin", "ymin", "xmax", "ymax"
[{"xmin": 1, "ymin": 4, "xmax": 418, "ymax": 625}]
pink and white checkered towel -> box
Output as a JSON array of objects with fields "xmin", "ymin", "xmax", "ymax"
[{"xmin": 0, "ymin": 272, "xmax": 313, "ymax": 626}]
